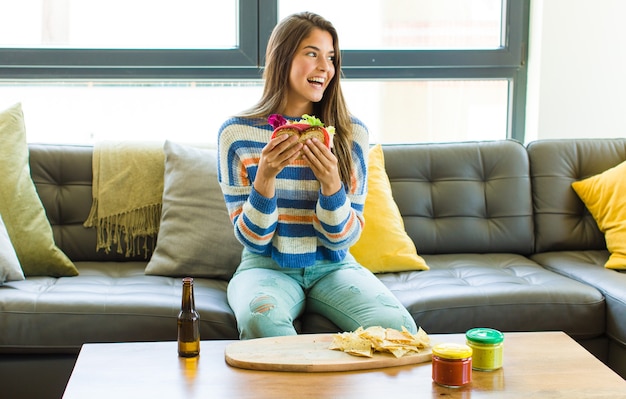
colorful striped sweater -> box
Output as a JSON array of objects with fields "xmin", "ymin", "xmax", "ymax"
[{"xmin": 217, "ymin": 116, "xmax": 369, "ymax": 268}]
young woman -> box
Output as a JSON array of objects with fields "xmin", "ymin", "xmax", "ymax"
[{"xmin": 217, "ymin": 11, "xmax": 417, "ymax": 339}]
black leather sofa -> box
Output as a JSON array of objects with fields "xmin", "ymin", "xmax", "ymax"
[{"xmin": 1, "ymin": 138, "xmax": 625, "ymax": 398}]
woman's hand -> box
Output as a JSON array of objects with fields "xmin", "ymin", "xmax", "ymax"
[
  {"xmin": 302, "ymin": 138, "xmax": 342, "ymax": 196},
  {"xmin": 254, "ymin": 134, "xmax": 302, "ymax": 198}
]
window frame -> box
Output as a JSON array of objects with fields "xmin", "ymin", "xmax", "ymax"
[
  {"xmin": 0, "ymin": 0, "xmax": 529, "ymax": 141},
  {"xmin": 0, "ymin": 0, "xmax": 260, "ymax": 78}
]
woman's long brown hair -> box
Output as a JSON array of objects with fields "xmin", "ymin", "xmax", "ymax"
[{"xmin": 239, "ymin": 12, "xmax": 354, "ymax": 189}]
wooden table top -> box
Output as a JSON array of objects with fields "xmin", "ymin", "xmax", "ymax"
[{"xmin": 62, "ymin": 331, "xmax": 626, "ymax": 399}]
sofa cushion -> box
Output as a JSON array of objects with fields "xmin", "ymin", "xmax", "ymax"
[
  {"xmin": 571, "ymin": 160, "xmax": 626, "ymax": 270},
  {"xmin": 0, "ymin": 213, "xmax": 24, "ymax": 284},
  {"xmin": 145, "ymin": 141, "xmax": 243, "ymax": 280},
  {"xmin": 531, "ymin": 251, "xmax": 626, "ymax": 346},
  {"xmin": 377, "ymin": 253, "xmax": 605, "ymax": 340},
  {"xmin": 0, "ymin": 261, "xmax": 238, "ymax": 350},
  {"xmin": 350, "ymin": 144, "xmax": 428, "ymax": 273},
  {"xmin": 382, "ymin": 140, "xmax": 534, "ymax": 255},
  {"xmin": 0, "ymin": 103, "xmax": 78, "ymax": 277},
  {"xmin": 528, "ymin": 138, "xmax": 626, "ymax": 253}
]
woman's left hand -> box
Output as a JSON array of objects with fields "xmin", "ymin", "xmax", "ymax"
[{"xmin": 302, "ymin": 138, "xmax": 342, "ymax": 196}]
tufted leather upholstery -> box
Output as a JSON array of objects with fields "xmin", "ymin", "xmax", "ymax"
[
  {"xmin": 529, "ymin": 138, "xmax": 626, "ymax": 252},
  {"xmin": 378, "ymin": 253, "xmax": 604, "ymax": 339},
  {"xmin": 376, "ymin": 141, "xmax": 604, "ymax": 341},
  {"xmin": 382, "ymin": 140, "xmax": 534, "ymax": 255},
  {"xmin": 527, "ymin": 139, "xmax": 626, "ymax": 372}
]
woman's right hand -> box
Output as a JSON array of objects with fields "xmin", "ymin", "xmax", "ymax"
[{"xmin": 254, "ymin": 134, "xmax": 302, "ymax": 197}]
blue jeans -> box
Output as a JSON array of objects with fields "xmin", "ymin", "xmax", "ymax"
[{"xmin": 227, "ymin": 249, "xmax": 417, "ymax": 339}]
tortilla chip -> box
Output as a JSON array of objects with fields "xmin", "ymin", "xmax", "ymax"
[
  {"xmin": 329, "ymin": 326, "xmax": 430, "ymax": 358},
  {"xmin": 330, "ymin": 331, "xmax": 373, "ymax": 357}
]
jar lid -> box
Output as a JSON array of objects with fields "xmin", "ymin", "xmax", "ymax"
[
  {"xmin": 466, "ymin": 328, "xmax": 504, "ymax": 344},
  {"xmin": 432, "ymin": 343, "xmax": 472, "ymax": 359}
]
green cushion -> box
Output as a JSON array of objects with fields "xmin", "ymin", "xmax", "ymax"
[{"xmin": 0, "ymin": 103, "xmax": 78, "ymax": 277}]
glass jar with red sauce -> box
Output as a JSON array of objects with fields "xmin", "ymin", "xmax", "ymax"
[{"xmin": 432, "ymin": 342, "xmax": 473, "ymax": 388}]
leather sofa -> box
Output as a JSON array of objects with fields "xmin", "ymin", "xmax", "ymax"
[{"xmin": 1, "ymin": 138, "xmax": 625, "ymax": 398}]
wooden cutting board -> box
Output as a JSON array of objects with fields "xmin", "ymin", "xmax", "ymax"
[{"xmin": 224, "ymin": 333, "xmax": 432, "ymax": 372}]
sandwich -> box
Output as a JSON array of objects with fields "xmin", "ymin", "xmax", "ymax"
[{"xmin": 268, "ymin": 114, "xmax": 335, "ymax": 148}]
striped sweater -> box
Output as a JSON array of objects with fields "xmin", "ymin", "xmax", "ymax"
[{"xmin": 217, "ymin": 116, "xmax": 369, "ymax": 268}]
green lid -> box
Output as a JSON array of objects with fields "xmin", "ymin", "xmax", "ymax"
[{"xmin": 466, "ymin": 328, "xmax": 504, "ymax": 344}]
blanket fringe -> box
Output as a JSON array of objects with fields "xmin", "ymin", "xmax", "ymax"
[{"xmin": 86, "ymin": 201, "xmax": 162, "ymax": 258}]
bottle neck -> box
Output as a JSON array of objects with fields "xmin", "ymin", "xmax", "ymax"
[{"xmin": 181, "ymin": 277, "xmax": 195, "ymax": 311}]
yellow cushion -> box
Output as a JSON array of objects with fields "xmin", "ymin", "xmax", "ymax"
[
  {"xmin": 351, "ymin": 144, "xmax": 429, "ymax": 273},
  {"xmin": 0, "ymin": 103, "xmax": 78, "ymax": 277},
  {"xmin": 572, "ymin": 160, "xmax": 626, "ymax": 270}
]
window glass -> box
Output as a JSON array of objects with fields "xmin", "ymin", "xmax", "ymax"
[
  {"xmin": 279, "ymin": 0, "xmax": 504, "ymax": 50},
  {"xmin": 0, "ymin": 81, "xmax": 263, "ymax": 144},
  {"xmin": 0, "ymin": 0, "xmax": 238, "ymax": 49},
  {"xmin": 344, "ymin": 80, "xmax": 508, "ymax": 143},
  {"xmin": 1, "ymin": 79, "xmax": 506, "ymax": 144}
]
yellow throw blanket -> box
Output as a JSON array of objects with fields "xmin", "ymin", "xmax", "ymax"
[{"xmin": 84, "ymin": 141, "xmax": 165, "ymax": 257}]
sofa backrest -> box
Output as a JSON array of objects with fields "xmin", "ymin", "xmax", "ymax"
[
  {"xmin": 29, "ymin": 144, "xmax": 151, "ymax": 262},
  {"xmin": 527, "ymin": 138, "xmax": 626, "ymax": 253},
  {"xmin": 32, "ymin": 139, "xmax": 621, "ymax": 261},
  {"xmin": 382, "ymin": 140, "xmax": 534, "ymax": 255}
]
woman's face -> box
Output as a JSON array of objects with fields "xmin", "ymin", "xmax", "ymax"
[{"xmin": 285, "ymin": 28, "xmax": 336, "ymax": 116}]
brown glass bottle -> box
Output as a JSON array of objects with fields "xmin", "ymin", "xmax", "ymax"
[{"xmin": 178, "ymin": 277, "xmax": 200, "ymax": 357}]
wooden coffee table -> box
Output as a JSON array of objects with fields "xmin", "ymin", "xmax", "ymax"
[{"xmin": 62, "ymin": 331, "xmax": 625, "ymax": 399}]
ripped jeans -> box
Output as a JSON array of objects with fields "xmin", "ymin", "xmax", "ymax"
[{"xmin": 227, "ymin": 249, "xmax": 417, "ymax": 339}]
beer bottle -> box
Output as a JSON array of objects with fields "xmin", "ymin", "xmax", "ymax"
[{"xmin": 178, "ymin": 277, "xmax": 200, "ymax": 357}]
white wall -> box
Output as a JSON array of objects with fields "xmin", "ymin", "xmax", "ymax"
[{"xmin": 525, "ymin": 0, "xmax": 626, "ymax": 143}]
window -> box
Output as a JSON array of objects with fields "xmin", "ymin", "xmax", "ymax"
[
  {"xmin": 0, "ymin": 0, "xmax": 528, "ymax": 144},
  {"xmin": 1, "ymin": 0, "xmax": 238, "ymax": 49},
  {"xmin": 279, "ymin": 0, "xmax": 505, "ymax": 50}
]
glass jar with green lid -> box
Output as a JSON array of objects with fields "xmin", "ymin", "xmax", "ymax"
[{"xmin": 466, "ymin": 328, "xmax": 504, "ymax": 371}]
